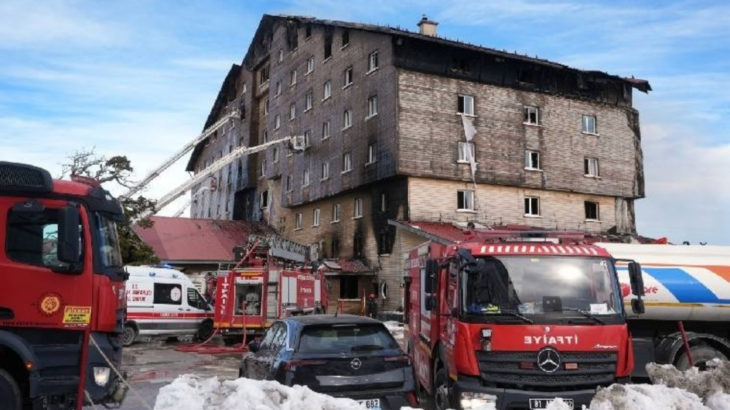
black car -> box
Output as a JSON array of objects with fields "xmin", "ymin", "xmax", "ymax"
[{"xmin": 240, "ymin": 314, "xmax": 417, "ymax": 410}]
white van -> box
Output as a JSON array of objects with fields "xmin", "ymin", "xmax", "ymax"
[{"xmin": 123, "ymin": 266, "xmax": 214, "ymax": 346}]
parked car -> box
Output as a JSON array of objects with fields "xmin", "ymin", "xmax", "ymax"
[
  {"xmin": 124, "ymin": 265, "xmax": 214, "ymax": 346},
  {"xmin": 240, "ymin": 315, "xmax": 417, "ymax": 410}
]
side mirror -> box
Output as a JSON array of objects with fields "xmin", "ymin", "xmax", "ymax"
[
  {"xmin": 424, "ymin": 259, "xmax": 438, "ymax": 294},
  {"xmin": 57, "ymin": 206, "xmax": 81, "ymax": 265},
  {"xmin": 628, "ymin": 261, "xmax": 644, "ymax": 296},
  {"xmin": 631, "ymin": 298, "xmax": 645, "ymax": 314}
]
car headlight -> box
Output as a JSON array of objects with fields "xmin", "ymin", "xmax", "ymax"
[
  {"xmin": 93, "ymin": 366, "xmax": 111, "ymax": 386},
  {"xmin": 460, "ymin": 391, "xmax": 497, "ymax": 410}
]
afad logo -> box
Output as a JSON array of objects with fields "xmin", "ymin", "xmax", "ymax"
[{"xmin": 38, "ymin": 293, "xmax": 63, "ymax": 316}]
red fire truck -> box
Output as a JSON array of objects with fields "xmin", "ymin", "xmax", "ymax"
[
  {"xmin": 0, "ymin": 162, "xmax": 127, "ymax": 409},
  {"xmin": 213, "ymin": 237, "xmax": 326, "ymax": 345},
  {"xmin": 403, "ymin": 231, "xmax": 645, "ymax": 410}
]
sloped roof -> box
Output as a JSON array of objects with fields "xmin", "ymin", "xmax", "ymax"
[{"xmin": 133, "ymin": 216, "xmax": 274, "ymax": 263}]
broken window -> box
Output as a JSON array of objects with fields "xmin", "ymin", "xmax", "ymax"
[
  {"xmin": 260, "ymin": 190, "xmax": 268, "ymax": 208},
  {"xmin": 585, "ymin": 201, "xmax": 599, "ymax": 220},
  {"xmin": 457, "ymin": 142, "xmax": 475, "ymax": 163},
  {"xmin": 524, "ymin": 106, "xmax": 539, "ymax": 125},
  {"xmin": 582, "ymin": 115, "xmax": 597, "ymax": 134},
  {"xmin": 339, "ymin": 276, "xmax": 357, "ymax": 298},
  {"xmin": 584, "ymin": 157, "xmax": 599, "ymax": 177},
  {"xmin": 524, "ymin": 196, "xmax": 540, "ymax": 216},
  {"xmin": 324, "ymin": 29, "xmax": 333, "ymax": 59},
  {"xmin": 305, "ymin": 24, "xmax": 312, "ymax": 39},
  {"xmin": 341, "ymin": 30, "xmax": 349, "ymax": 48},
  {"xmin": 353, "ymin": 232, "xmax": 364, "ymax": 258},
  {"xmin": 458, "ymin": 95, "xmax": 475, "ymax": 116},
  {"xmin": 368, "ymin": 50, "xmax": 379, "ymax": 72},
  {"xmin": 524, "ymin": 150, "xmax": 540, "ymax": 170},
  {"xmin": 457, "ymin": 190, "xmax": 474, "ymax": 211}
]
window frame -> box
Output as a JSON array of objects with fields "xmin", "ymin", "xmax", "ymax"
[
  {"xmin": 289, "ymin": 103, "xmax": 296, "ymax": 120},
  {"xmin": 321, "ymin": 161, "xmax": 330, "ymax": 180},
  {"xmin": 354, "ymin": 198, "xmax": 363, "ymax": 219},
  {"xmin": 582, "ymin": 115, "xmax": 598, "ymax": 135},
  {"xmin": 260, "ymin": 190, "xmax": 269, "ymax": 208},
  {"xmin": 367, "ymin": 95, "xmax": 378, "ymax": 118},
  {"xmin": 295, "ymin": 213, "xmax": 303, "ymax": 230},
  {"xmin": 323, "ymin": 80, "xmax": 332, "ymax": 100},
  {"xmin": 304, "ymin": 91, "xmax": 313, "ymax": 111},
  {"xmin": 290, "ymin": 69, "xmax": 297, "ymax": 86},
  {"xmin": 524, "ymin": 196, "xmax": 540, "ymax": 217},
  {"xmin": 457, "ymin": 190, "xmax": 475, "ymax": 211},
  {"xmin": 367, "ymin": 50, "xmax": 379, "ymax": 72},
  {"xmin": 457, "ymin": 95, "xmax": 475, "ymax": 116},
  {"xmin": 306, "ymin": 56, "xmax": 314, "ymax": 74},
  {"xmin": 302, "ymin": 168, "xmax": 310, "ymax": 187},
  {"xmin": 524, "ymin": 106, "xmax": 540, "ymax": 125},
  {"xmin": 457, "ymin": 141, "xmax": 475, "ymax": 163},
  {"xmin": 332, "ymin": 203, "xmax": 341, "ymax": 223},
  {"xmin": 585, "ymin": 201, "xmax": 600, "ymax": 221},
  {"xmin": 366, "ymin": 144, "xmax": 376, "ymax": 165},
  {"xmin": 524, "ymin": 150, "xmax": 541, "ymax": 170},
  {"xmin": 343, "ymin": 67, "xmax": 353, "ymax": 88},
  {"xmin": 584, "ymin": 157, "xmax": 600, "ymax": 177},
  {"xmin": 313, "ymin": 208, "xmax": 321, "ymax": 227},
  {"xmin": 343, "ymin": 109, "xmax": 352, "ymax": 129},
  {"xmin": 342, "ymin": 152, "xmax": 352, "ymax": 173}
]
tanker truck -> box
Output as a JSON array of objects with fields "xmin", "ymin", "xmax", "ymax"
[{"xmin": 596, "ymin": 243, "xmax": 730, "ymax": 377}]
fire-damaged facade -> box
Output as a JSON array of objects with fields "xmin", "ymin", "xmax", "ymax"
[{"xmin": 186, "ymin": 14, "xmax": 650, "ymax": 311}]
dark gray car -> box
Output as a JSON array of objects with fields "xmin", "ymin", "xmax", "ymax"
[{"xmin": 240, "ymin": 314, "xmax": 417, "ymax": 410}]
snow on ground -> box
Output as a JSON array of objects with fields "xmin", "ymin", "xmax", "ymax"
[
  {"xmin": 154, "ymin": 375, "xmax": 367, "ymax": 410},
  {"xmin": 384, "ymin": 320, "xmax": 404, "ymax": 348}
]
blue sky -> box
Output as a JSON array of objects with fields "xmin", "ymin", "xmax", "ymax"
[{"xmin": 1, "ymin": 0, "xmax": 729, "ymax": 244}]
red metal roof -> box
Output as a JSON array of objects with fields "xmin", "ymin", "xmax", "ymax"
[{"xmin": 133, "ymin": 216, "xmax": 274, "ymax": 262}]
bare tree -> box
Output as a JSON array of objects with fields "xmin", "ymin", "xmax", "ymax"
[{"xmin": 60, "ymin": 148, "xmax": 136, "ymax": 188}]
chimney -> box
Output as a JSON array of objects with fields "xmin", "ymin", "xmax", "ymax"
[{"xmin": 417, "ymin": 14, "xmax": 438, "ymax": 37}]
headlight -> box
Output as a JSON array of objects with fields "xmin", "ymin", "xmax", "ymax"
[
  {"xmin": 93, "ymin": 366, "xmax": 111, "ymax": 386},
  {"xmin": 460, "ymin": 392, "xmax": 497, "ymax": 410}
]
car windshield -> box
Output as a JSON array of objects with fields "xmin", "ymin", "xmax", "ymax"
[
  {"xmin": 95, "ymin": 213, "xmax": 123, "ymax": 268},
  {"xmin": 461, "ymin": 255, "xmax": 622, "ymax": 319},
  {"xmin": 298, "ymin": 324, "xmax": 399, "ymax": 353}
]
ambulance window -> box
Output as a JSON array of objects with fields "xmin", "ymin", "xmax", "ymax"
[
  {"xmin": 154, "ymin": 283, "xmax": 182, "ymax": 305},
  {"xmin": 6, "ymin": 207, "xmax": 83, "ymax": 270},
  {"xmin": 187, "ymin": 288, "xmax": 208, "ymax": 309}
]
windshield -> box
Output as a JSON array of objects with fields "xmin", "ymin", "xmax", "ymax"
[
  {"xmin": 461, "ymin": 256, "xmax": 622, "ymax": 321},
  {"xmin": 95, "ymin": 213, "xmax": 123, "ymax": 268},
  {"xmin": 298, "ymin": 324, "xmax": 399, "ymax": 353}
]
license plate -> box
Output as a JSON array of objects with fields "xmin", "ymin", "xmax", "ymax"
[
  {"xmin": 529, "ymin": 398, "xmax": 574, "ymax": 409},
  {"xmin": 358, "ymin": 398, "xmax": 381, "ymax": 410}
]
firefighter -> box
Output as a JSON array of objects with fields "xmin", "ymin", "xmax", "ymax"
[{"xmin": 366, "ymin": 293, "xmax": 378, "ymax": 318}]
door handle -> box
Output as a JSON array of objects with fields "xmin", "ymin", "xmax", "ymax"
[
  {"xmin": 0, "ymin": 307, "xmax": 14, "ymax": 320},
  {"xmin": 185, "ymin": 309, "xmax": 191, "ymax": 312}
]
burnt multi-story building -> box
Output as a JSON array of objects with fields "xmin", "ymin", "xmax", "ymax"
[{"xmin": 186, "ymin": 14, "xmax": 650, "ymax": 312}]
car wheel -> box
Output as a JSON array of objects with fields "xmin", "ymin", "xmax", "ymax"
[
  {"xmin": 0, "ymin": 369, "xmax": 22, "ymax": 410},
  {"xmin": 433, "ymin": 364, "xmax": 451, "ymax": 410},
  {"xmin": 122, "ymin": 324, "xmax": 137, "ymax": 347},
  {"xmin": 676, "ymin": 343, "xmax": 727, "ymax": 370},
  {"xmin": 197, "ymin": 320, "xmax": 214, "ymax": 341}
]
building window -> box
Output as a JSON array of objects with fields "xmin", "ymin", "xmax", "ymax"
[
  {"xmin": 367, "ymin": 95, "xmax": 378, "ymax": 118},
  {"xmin": 457, "ymin": 190, "xmax": 474, "ymax": 211},
  {"xmin": 332, "ymin": 203, "xmax": 341, "ymax": 222},
  {"xmin": 380, "ymin": 193, "xmax": 387, "ymax": 212},
  {"xmin": 342, "ymin": 152, "xmax": 352, "ymax": 172},
  {"xmin": 343, "ymin": 109, "xmax": 352, "ymax": 129},
  {"xmin": 260, "ymin": 159, "xmax": 266, "ymax": 178},
  {"xmin": 304, "ymin": 129, "xmax": 312, "ymax": 147},
  {"xmin": 368, "ymin": 50, "xmax": 379, "ymax": 72},
  {"xmin": 313, "ymin": 208, "xmax": 320, "ymax": 226},
  {"xmin": 290, "ymin": 70, "xmax": 297, "ymax": 86},
  {"xmin": 278, "ymin": 49, "xmax": 284, "ymax": 63},
  {"xmin": 321, "ymin": 161, "xmax": 330, "ymax": 180},
  {"xmin": 324, "ymin": 31, "xmax": 333, "ymax": 59},
  {"xmin": 341, "ymin": 30, "xmax": 350, "ymax": 48},
  {"xmin": 295, "ymin": 213, "xmax": 303, "ymax": 230},
  {"xmin": 366, "ymin": 144, "xmax": 376, "ymax": 164},
  {"xmin": 458, "ymin": 95, "xmax": 475, "ymax": 116},
  {"xmin": 339, "ymin": 276, "xmax": 357, "ymax": 298},
  {"xmin": 354, "ymin": 198, "xmax": 363, "ymax": 218},
  {"xmin": 262, "ymin": 130, "xmax": 269, "ymax": 143},
  {"xmin": 344, "ymin": 67, "xmax": 353, "ymax": 87},
  {"xmin": 275, "ymin": 80, "xmax": 282, "ymax": 96},
  {"xmin": 322, "ymin": 120, "xmax": 330, "ymax": 139},
  {"xmin": 306, "ymin": 56, "xmax": 314, "ymax": 74},
  {"xmin": 524, "ymin": 196, "xmax": 540, "ymax": 216},
  {"xmin": 585, "ymin": 201, "xmax": 600, "ymax": 220},
  {"xmin": 525, "ymin": 150, "xmax": 541, "ymax": 170},
  {"xmin": 582, "ymin": 115, "xmax": 597, "ymax": 134},
  {"xmin": 289, "ymin": 103, "xmax": 296, "ymax": 120},
  {"xmin": 263, "ymin": 98, "xmax": 269, "ymax": 116},
  {"xmin": 305, "ymin": 92, "xmax": 313, "ymax": 111},
  {"xmin": 457, "ymin": 141, "xmax": 475, "ymax": 163},
  {"xmin": 302, "ymin": 168, "xmax": 310, "ymax": 187},
  {"xmin": 274, "ymin": 114, "xmax": 281, "ymax": 130},
  {"xmin": 524, "ymin": 106, "xmax": 539, "ymax": 125},
  {"xmin": 272, "ymin": 147, "xmax": 279, "ymax": 163},
  {"xmin": 285, "ymin": 175, "xmax": 292, "ymax": 192},
  {"xmin": 260, "ymin": 190, "xmax": 268, "ymax": 208},
  {"xmin": 323, "ymin": 80, "xmax": 332, "ymax": 100},
  {"xmin": 584, "ymin": 157, "xmax": 599, "ymax": 177},
  {"xmin": 305, "ymin": 24, "xmax": 312, "ymax": 38},
  {"xmin": 259, "ymin": 65, "xmax": 269, "ymax": 84}
]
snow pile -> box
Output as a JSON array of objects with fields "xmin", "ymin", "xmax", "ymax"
[
  {"xmin": 384, "ymin": 320, "xmax": 404, "ymax": 348},
  {"xmin": 646, "ymin": 359, "xmax": 730, "ymax": 410},
  {"xmin": 154, "ymin": 375, "xmax": 367, "ymax": 410},
  {"xmin": 589, "ymin": 383, "xmax": 709, "ymax": 410}
]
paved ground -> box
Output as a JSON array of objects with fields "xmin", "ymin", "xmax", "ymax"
[{"xmin": 88, "ymin": 338, "xmax": 241, "ymax": 410}]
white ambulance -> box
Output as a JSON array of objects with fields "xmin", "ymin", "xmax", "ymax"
[{"xmin": 123, "ymin": 266, "xmax": 214, "ymax": 346}]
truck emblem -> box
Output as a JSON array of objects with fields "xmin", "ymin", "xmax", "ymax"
[
  {"xmin": 39, "ymin": 293, "xmax": 62, "ymax": 316},
  {"xmin": 544, "ymin": 326, "xmax": 551, "ymax": 332},
  {"xmin": 536, "ymin": 347, "xmax": 561, "ymax": 373},
  {"xmin": 350, "ymin": 358, "xmax": 362, "ymax": 370}
]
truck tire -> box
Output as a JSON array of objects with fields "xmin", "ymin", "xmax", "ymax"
[
  {"xmin": 122, "ymin": 324, "xmax": 138, "ymax": 347},
  {"xmin": 433, "ymin": 365, "xmax": 451, "ymax": 410},
  {"xmin": 223, "ymin": 335, "xmax": 240, "ymax": 346},
  {"xmin": 676, "ymin": 344, "xmax": 728, "ymax": 370},
  {"xmin": 197, "ymin": 320, "xmax": 214, "ymax": 341},
  {"xmin": 0, "ymin": 369, "xmax": 22, "ymax": 410}
]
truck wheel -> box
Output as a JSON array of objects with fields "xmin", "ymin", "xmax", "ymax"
[
  {"xmin": 197, "ymin": 320, "xmax": 214, "ymax": 341},
  {"xmin": 433, "ymin": 366, "xmax": 451, "ymax": 410},
  {"xmin": 122, "ymin": 324, "xmax": 137, "ymax": 347},
  {"xmin": 223, "ymin": 336, "xmax": 240, "ymax": 346},
  {"xmin": 676, "ymin": 344, "xmax": 728, "ymax": 370},
  {"xmin": 0, "ymin": 369, "xmax": 22, "ymax": 410}
]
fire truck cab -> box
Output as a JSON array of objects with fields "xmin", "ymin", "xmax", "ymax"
[{"xmin": 403, "ymin": 232, "xmax": 645, "ymax": 410}]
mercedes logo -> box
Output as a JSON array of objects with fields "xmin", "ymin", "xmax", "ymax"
[
  {"xmin": 536, "ymin": 347, "xmax": 561, "ymax": 373},
  {"xmin": 350, "ymin": 358, "xmax": 362, "ymax": 370}
]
